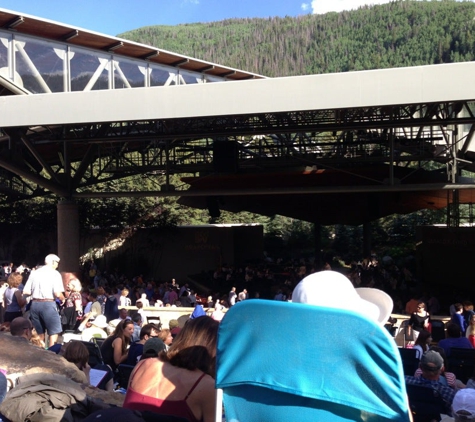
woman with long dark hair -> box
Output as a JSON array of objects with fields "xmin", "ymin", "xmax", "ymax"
[
  {"xmin": 412, "ymin": 329, "xmax": 431, "ymax": 360},
  {"xmin": 100, "ymin": 319, "xmax": 134, "ymax": 371},
  {"xmin": 123, "ymin": 316, "xmax": 219, "ymax": 422}
]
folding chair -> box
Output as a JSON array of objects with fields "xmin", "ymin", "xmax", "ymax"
[
  {"xmin": 429, "ymin": 320, "xmax": 446, "ymax": 343},
  {"xmin": 215, "ymin": 299, "xmax": 411, "ymax": 422},
  {"xmin": 77, "ymin": 340, "xmax": 104, "ymax": 368},
  {"xmin": 398, "ymin": 347, "xmax": 419, "ymax": 376},
  {"xmin": 117, "ymin": 364, "xmax": 135, "ymax": 390},
  {"xmin": 405, "ymin": 384, "xmax": 447, "ymax": 422},
  {"xmin": 91, "ymin": 337, "xmax": 105, "ymax": 349}
]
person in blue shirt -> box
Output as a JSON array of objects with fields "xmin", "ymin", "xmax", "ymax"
[
  {"xmin": 438, "ymin": 323, "xmax": 473, "ymax": 357},
  {"xmin": 126, "ymin": 323, "xmax": 161, "ymax": 366},
  {"xmin": 451, "ymin": 303, "xmax": 468, "ymax": 336}
]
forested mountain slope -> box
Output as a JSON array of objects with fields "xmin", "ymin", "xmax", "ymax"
[{"xmin": 119, "ymin": 0, "xmax": 475, "ymax": 77}]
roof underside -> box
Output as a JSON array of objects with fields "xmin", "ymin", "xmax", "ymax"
[
  {"xmin": 179, "ymin": 166, "xmax": 475, "ymax": 225},
  {"xmin": 1, "ymin": 9, "xmax": 475, "ymax": 225}
]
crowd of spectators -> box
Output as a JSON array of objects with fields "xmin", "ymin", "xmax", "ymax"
[{"xmin": 3, "ymin": 252, "xmax": 475, "ymax": 420}]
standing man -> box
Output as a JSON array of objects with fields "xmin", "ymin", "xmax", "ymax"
[
  {"xmin": 238, "ymin": 289, "xmax": 248, "ymax": 302},
  {"xmin": 23, "ymin": 254, "xmax": 65, "ymax": 347},
  {"xmin": 229, "ymin": 287, "xmax": 237, "ymax": 307}
]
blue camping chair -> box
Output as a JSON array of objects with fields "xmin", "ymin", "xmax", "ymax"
[{"xmin": 215, "ymin": 299, "xmax": 411, "ymax": 422}]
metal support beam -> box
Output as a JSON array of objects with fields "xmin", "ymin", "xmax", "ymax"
[
  {"xmin": 20, "ymin": 135, "xmax": 61, "ymax": 184},
  {"xmin": 71, "ymin": 182, "xmax": 475, "ymax": 199},
  {"xmin": 0, "ymin": 157, "xmax": 68, "ymax": 197}
]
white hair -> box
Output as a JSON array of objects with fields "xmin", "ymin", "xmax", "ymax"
[{"xmin": 45, "ymin": 254, "xmax": 60, "ymax": 265}]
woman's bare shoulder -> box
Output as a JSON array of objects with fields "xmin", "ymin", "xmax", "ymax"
[
  {"xmin": 188, "ymin": 372, "xmax": 215, "ymax": 398},
  {"xmin": 112, "ymin": 336, "xmax": 123, "ymax": 346},
  {"xmin": 132, "ymin": 357, "xmax": 164, "ymax": 376},
  {"xmin": 199, "ymin": 373, "xmax": 215, "ymax": 388}
]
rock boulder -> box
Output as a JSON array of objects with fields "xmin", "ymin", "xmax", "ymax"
[
  {"xmin": 0, "ymin": 333, "xmax": 85, "ymax": 383},
  {"xmin": 0, "ymin": 333, "xmax": 125, "ymax": 406}
]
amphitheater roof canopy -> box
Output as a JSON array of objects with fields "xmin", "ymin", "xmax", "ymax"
[
  {"xmin": 1, "ymin": 8, "xmax": 475, "ymax": 226},
  {"xmin": 0, "ymin": 8, "xmax": 264, "ymax": 84}
]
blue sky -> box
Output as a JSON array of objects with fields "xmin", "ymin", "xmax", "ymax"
[{"xmin": 1, "ymin": 0, "xmax": 474, "ymax": 36}]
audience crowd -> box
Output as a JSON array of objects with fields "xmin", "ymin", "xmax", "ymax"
[{"xmin": 1, "ymin": 252, "xmax": 475, "ymax": 421}]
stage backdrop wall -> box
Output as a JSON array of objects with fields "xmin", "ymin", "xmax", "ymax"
[
  {"xmin": 0, "ymin": 224, "xmax": 263, "ymax": 284},
  {"xmin": 96, "ymin": 224, "xmax": 264, "ymax": 282}
]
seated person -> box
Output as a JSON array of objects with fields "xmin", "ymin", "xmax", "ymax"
[
  {"xmin": 126, "ymin": 323, "xmax": 160, "ymax": 366},
  {"xmin": 135, "ymin": 300, "xmax": 148, "ymax": 325},
  {"xmin": 444, "ymin": 388, "xmax": 475, "ymax": 422},
  {"xmin": 80, "ymin": 314, "xmax": 108, "ymax": 342},
  {"xmin": 63, "ymin": 340, "xmax": 114, "ymax": 391},
  {"xmin": 158, "ymin": 328, "xmax": 173, "ymax": 350},
  {"xmin": 131, "ymin": 313, "xmax": 142, "ymax": 343},
  {"xmin": 107, "ymin": 308, "xmax": 131, "ymax": 335},
  {"xmin": 414, "ymin": 346, "xmax": 461, "ymax": 389},
  {"xmin": 82, "ymin": 291, "xmax": 102, "ymax": 319},
  {"xmin": 9, "ymin": 316, "xmax": 33, "ymax": 343},
  {"xmin": 101, "ymin": 319, "xmax": 134, "ymax": 372},
  {"xmin": 413, "ymin": 330, "xmax": 432, "ymax": 360},
  {"xmin": 438, "ymin": 323, "xmax": 473, "ymax": 357},
  {"xmin": 140, "ymin": 337, "xmax": 167, "ymax": 361},
  {"xmin": 405, "ymin": 350, "xmax": 456, "ymax": 416},
  {"xmin": 123, "ymin": 316, "xmax": 219, "ymax": 422},
  {"xmin": 169, "ymin": 319, "xmax": 181, "ymax": 339}
]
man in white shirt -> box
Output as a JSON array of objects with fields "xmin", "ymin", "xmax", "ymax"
[
  {"xmin": 23, "ymin": 254, "xmax": 65, "ymax": 347},
  {"xmin": 238, "ymin": 289, "xmax": 248, "ymax": 302},
  {"xmin": 229, "ymin": 287, "xmax": 237, "ymax": 307}
]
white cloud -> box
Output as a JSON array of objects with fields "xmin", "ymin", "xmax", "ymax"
[
  {"xmin": 310, "ymin": 0, "xmax": 394, "ymax": 14},
  {"xmin": 301, "ymin": 3, "xmax": 310, "ymax": 12},
  {"xmin": 310, "ymin": 0, "xmax": 473, "ymax": 14}
]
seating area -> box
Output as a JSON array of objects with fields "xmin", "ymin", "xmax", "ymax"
[
  {"xmin": 116, "ymin": 364, "xmax": 135, "ymax": 390},
  {"xmin": 446, "ymin": 348, "xmax": 475, "ymax": 384},
  {"xmin": 405, "ymin": 384, "xmax": 447, "ymax": 422},
  {"xmin": 77, "ymin": 340, "xmax": 105, "ymax": 368},
  {"xmin": 398, "ymin": 348, "xmax": 419, "ymax": 377}
]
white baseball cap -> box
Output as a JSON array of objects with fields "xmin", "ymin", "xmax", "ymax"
[
  {"xmin": 452, "ymin": 389, "xmax": 475, "ymax": 418},
  {"xmin": 291, "ymin": 270, "xmax": 393, "ymax": 325}
]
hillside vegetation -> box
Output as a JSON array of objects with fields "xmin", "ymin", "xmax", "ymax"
[{"xmin": 119, "ymin": 0, "xmax": 475, "ymax": 77}]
